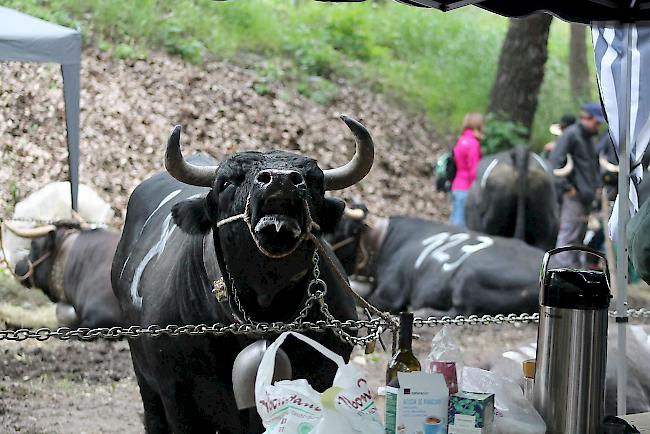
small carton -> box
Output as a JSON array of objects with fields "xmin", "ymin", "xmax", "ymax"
[
  {"xmin": 428, "ymin": 361, "xmax": 458, "ymax": 394},
  {"xmin": 385, "ymin": 372, "xmax": 449, "ymax": 434},
  {"xmin": 448, "ymin": 392, "xmax": 494, "ymax": 434}
]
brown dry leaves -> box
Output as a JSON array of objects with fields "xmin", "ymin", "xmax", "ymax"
[{"xmin": 0, "ymin": 50, "xmax": 450, "ymax": 227}]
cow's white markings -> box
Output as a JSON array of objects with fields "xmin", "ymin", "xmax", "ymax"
[
  {"xmin": 414, "ymin": 232, "xmax": 450, "ymax": 269},
  {"xmin": 531, "ymin": 153, "xmax": 552, "ymax": 174},
  {"xmin": 480, "ymin": 158, "xmax": 500, "ymax": 189},
  {"xmin": 129, "ymin": 213, "xmax": 177, "ymax": 308},
  {"xmin": 128, "ymin": 192, "xmax": 203, "ymax": 308},
  {"xmin": 139, "ymin": 189, "xmax": 182, "ymax": 237},
  {"xmin": 442, "ymin": 236, "xmax": 493, "ymax": 272},
  {"xmin": 432, "ymin": 233, "xmax": 470, "ymax": 264},
  {"xmin": 414, "ymin": 232, "xmax": 494, "ymax": 272},
  {"xmin": 119, "ymin": 189, "xmax": 182, "ymax": 280}
]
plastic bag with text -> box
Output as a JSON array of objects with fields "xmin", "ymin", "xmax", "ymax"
[
  {"xmin": 461, "ymin": 367, "xmax": 546, "ymax": 434},
  {"xmin": 255, "ymin": 331, "xmax": 384, "ymax": 434}
]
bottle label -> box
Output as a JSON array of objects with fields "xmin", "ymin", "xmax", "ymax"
[{"xmin": 385, "ymin": 386, "xmax": 399, "ymax": 434}]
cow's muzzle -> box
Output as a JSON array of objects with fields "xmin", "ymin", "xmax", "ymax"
[
  {"xmin": 217, "ymin": 189, "xmax": 318, "ymax": 259},
  {"xmin": 251, "ymin": 172, "xmax": 307, "ymax": 256}
]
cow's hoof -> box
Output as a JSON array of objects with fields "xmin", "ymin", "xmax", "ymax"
[{"xmin": 56, "ymin": 302, "xmax": 79, "ymax": 327}]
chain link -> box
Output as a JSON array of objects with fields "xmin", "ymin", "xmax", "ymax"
[{"xmin": 2, "ymin": 309, "xmax": 650, "ymax": 342}]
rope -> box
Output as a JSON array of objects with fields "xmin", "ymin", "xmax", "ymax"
[{"xmin": 215, "ymin": 194, "xmax": 320, "ymax": 259}]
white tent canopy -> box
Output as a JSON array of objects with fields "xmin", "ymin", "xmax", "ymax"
[{"xmin": 0, "ymin": 6, "xmax": 81, "ymax": 210}]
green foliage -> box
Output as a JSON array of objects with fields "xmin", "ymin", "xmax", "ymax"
[
  {"xmin": 296, "ymin": 76, "xmax": 339, "ymax": 105},
  {"xmin": 482, "ymin": 114, "xmax": 529, "ymax": 155},
  {"xmin": 0, "ymin": 0, "xmax": 588, "ymax": 146}
]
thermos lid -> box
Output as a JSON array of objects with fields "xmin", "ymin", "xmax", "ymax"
[
  {"xmin": 540, "ymin": 246, "xmax": 611, "ymax": 310},
  {"xmin": 541, "ymin": 268, "xmax": 611, "ymax": 309}
]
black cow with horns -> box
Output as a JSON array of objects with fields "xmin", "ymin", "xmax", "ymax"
[
  {"xmin": 111, "ymin": 115, "xmax": 374, "ymax": 433},
  {"xmin": 464, "ymin": 146, "xmax": 561, "ymax": 251},
  {"xmin": 5, "ymin": 220, "xmax": 122, "ymax": 328},
  {"xmin": 325, "ymin": 202, "xmax": 544, "ymax": 315}
]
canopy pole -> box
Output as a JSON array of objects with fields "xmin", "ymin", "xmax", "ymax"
[
  {"xmin": 61, "ymin": 63, "xmax": 80, "ymax": 211},
  {"xmin": 616, "ymin": 23, "xmax": 631, "ymax": 417}
]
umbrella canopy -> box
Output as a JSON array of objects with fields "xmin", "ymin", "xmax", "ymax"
[
  {"xmin": 0, "ymin": 6, "xmax": 81, "ymax": 210},
  {"xmin": 362, "ymin": 0, "xmax": 650, "ymax": 24},
  {"xmin": 327, "ymin": 0, "xmax": 650, "ymax": 23}
]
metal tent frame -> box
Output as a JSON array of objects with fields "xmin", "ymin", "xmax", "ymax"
[{"xmin": 0, "ymin": 6, "xmax": 81, "ymax": 210}]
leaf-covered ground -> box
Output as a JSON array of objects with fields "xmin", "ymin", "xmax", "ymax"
[{"xmin": 1, "ymin": 50, "xmax": 449, "ymax": 226}]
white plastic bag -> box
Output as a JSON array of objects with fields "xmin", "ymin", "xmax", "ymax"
[
  {"xmin": 460, "ymin": 367, "xmax": 546, "ymax": 434},
  {"xmin": 255, "ymin": 331, "xmax": 384, "ymax": 434}
]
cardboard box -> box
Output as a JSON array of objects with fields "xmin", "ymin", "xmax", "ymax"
[
  {"xmin": 448, "ymin": 392, "xmax": 494, "ymax": 434},
  {"xmin": 385, "ymin": 372, "xmax": 449, "ymax": 434}
]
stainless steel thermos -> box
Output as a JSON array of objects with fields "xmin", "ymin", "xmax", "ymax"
[{"xmin": 533, "ymin": 246, "xmax": 612, "ymax": 434}]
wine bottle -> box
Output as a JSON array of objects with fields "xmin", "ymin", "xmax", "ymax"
[
  {"xmin": 386, "ymin": 312, "xmax": 421, "ymax": 386},
  {"xmin": 385, "ymin": 312, "xmax": 421, "ymax": 434}
]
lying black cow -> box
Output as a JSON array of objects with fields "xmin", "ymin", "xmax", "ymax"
[
  {"xmin": 111, "ymin": 116, "xmax": 373, "ymax": 433},
  {"xmin": 326, "ymin": 204, "xmax": 543, "ymax": 315},
  {"xmin": 6, "ymin": 221, "xmax": 122, "ymax": 328},
  {"xmin": 465, "ymin": 146, "xmax": 560, "ymax": 251}
]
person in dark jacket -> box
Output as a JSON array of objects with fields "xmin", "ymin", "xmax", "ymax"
[
  {"xmin": 543, "ymin": 114, "xmax": 576, "ymax": 158},
  {"xmin": 549, "ymin": 103, "xmax": 604, "ymax": 268}
]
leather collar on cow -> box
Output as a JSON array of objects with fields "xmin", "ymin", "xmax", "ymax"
[
  {"xmin": 47, "ymin": 230, "xmax": 78, "ymax": 304},
  {"xmin": 340, "ymin": 216, "xmax": 389, "ymax": 280}
]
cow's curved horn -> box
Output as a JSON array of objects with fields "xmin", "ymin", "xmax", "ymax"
[
  {"xmin": 553, "ymin": 155, "xmax": 574, "ymax": 177},
  {"xmin": 3, "ymin": 221, "xmax": 56, "ymax": 238},
  {"xmin": 599, "ymin": 153, "xmax": 619, "ymax": 173},
  {"xmin": 344, "ymin": 208, "xmax": 366, "ymax": 220},
  {"xmin": 324, "ymin": 115, "xmax": 374, "ymax": 191},
  {"xmin": 165, "ymin": 125, "xmax": 217, "ymax": 187}
]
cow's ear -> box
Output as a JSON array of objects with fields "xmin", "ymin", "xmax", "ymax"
[
  {"xmin": 317, "ymin": 197, "xmax": 345, "ymax": 233},
  {"xmin": 172, "ymin": 197, "xmax": 212, "ymax": 235}
]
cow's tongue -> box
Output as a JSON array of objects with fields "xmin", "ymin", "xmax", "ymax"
[{"xmin": 254, "ymin": 214, "xmax": 301, "ymax": 239}]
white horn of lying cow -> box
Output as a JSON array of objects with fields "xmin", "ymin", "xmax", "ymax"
[
  {"xmin": 344, "ymin": 208, "xmax": 366, "ymax": 220},
  {"xmin": 553, "ymin": 154, "xmax": 574, "ymax": 177},
  {"xmin": 3, "ymin": 221, "xmax": 56, "ymax": 238},
  {"xmin": 324, "ymin": 115, "xmax": 375, "ymax": 191},
  {"xmin": 165, "ymin": 125, "xmax": 218, "ymax": 188},
  {"xmin": 599, "ymin": 153, "xmax": 619, "ymax": 173}
]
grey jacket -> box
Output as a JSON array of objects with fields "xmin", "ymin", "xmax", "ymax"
[{"xmin": 549, "ymin": 123, "xmax": 600, "ymax": 206}]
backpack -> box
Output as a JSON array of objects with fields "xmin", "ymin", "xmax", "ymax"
[{"xmin": 434, "ymin": 150, "xmax": 457, "ymax": 192}]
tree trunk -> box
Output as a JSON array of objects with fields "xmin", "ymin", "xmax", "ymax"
[
  {"xmin": 569, "ymin": 23, "xmax": 591, "ymax": 104},
  {"xmin": 488, "ymin": 14, "xmax": 553, "ymax": 136}
]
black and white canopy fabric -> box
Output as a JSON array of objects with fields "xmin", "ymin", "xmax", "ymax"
[
  {"xmin": 592, "ymin": 23, "xmax": 650, "ymax": 240},
  {"xmin": 0, "ymin": 6, "xmax": 81, "ymax": 210}
]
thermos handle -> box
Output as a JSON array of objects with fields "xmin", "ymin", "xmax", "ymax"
[{"xmin": 540, "ymin": 245, "xmax": 610, "ymax": 290}]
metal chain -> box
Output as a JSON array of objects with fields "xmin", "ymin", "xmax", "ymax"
[
  {"xmin": 609, "ymin": 308, "xmax": 650, "ymax": 319},
  {"xmin": 3, "ymin": 309, "xmax": 650, "ymax": 342},
  {"xmin": 0, "ymin": 216, "xmax": 110, "ymax": 227},
  {"xmin": 227, "ymin": 249, "xmax": 379, "ymax": 346},
  {"xmin": 227, "ymin": 250, "xmax": 329, "ymax": 327}
]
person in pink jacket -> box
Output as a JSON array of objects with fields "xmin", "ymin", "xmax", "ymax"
[{"xmin": 450, "ymin": 113, "xmax": 484, "ymax": 227}]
